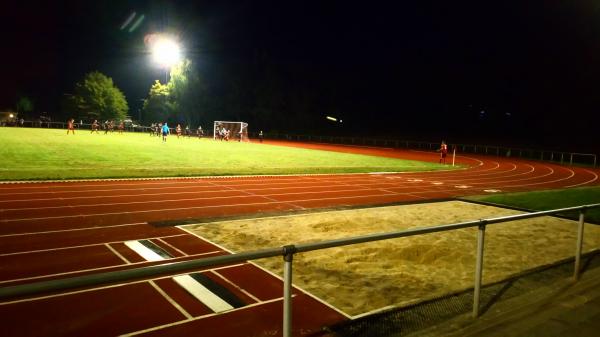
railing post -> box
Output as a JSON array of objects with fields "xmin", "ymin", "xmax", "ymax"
[
  {"xmin": 473, "ymin": 221, "xmax": 486, "ymax": 318},
  {"xmin": 283, "ymin": 246, "xmax": 296, "ymax": 337},
  {"xmin": 574, "ymin": 209, "xmax": 586, "ymax": 281}
]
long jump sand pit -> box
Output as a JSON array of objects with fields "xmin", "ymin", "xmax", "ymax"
[{"xmin": 183, "ymin": 201, "xmax": 600, "ymax": 316}]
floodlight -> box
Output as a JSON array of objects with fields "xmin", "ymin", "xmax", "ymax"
[{"xmin": 151, "ymin": 37, "xmax": 181, "ymax": 68}]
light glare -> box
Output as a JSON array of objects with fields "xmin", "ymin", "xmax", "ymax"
[{"xmin": 152, "ymin": 37, "xmax": 181, "ymax": 67}]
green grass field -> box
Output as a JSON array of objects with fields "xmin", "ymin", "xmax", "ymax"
[
  {"xmin": 0, "ymin": 128, "xmax": 453, "ymax": 180},
  {"xmin": 466, "ymin": 187, "xmax": 600, "ymax": 223}
]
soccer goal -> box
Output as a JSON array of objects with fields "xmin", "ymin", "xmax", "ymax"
[{"xmin": 213, "ymin": 121, "xmax": 249, "ymax": 142}]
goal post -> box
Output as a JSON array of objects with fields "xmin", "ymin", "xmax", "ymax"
[{"xmin": 213, "ymin": 121, "xmax": 249, "ymax": 142}]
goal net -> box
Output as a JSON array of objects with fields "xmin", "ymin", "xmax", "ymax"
[{"xmin": 213, "ymin": 121, "xmax": 249, "ymax": 142}]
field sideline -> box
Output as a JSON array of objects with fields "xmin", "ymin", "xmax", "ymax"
[{"xmin": 0, "ymin": 128, "xmax": 454, "ymax": 180}]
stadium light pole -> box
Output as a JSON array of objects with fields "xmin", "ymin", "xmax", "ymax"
[{"xmin": 150, "ymin": 35, "xmax": 182, "ymax": 84}]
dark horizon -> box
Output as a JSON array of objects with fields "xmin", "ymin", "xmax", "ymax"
[{"xmin": 2, "ymin": 0, "xmax": 600, "ymax": 151}]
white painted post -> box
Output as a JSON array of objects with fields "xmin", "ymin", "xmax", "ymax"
[
  {"xmin": 283, "ymin": 249, "xmax": 295, "ymax": 337},
  {"xmin": 473, "ymin": 222, "xmax": 486, "ymax": 318},
  {"xmin": 452, "ymin": 147, "xmax": 456, "ymax": 167},
  {"xmin": 574, "ymin": 210, "xmax": 586, "ymax": 281}
]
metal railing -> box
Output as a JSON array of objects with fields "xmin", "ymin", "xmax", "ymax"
[
  {"xmin": 1, "ymin": 203, "xmax": 599, "ymax": 336},
  {"xmin": 257, "ymin": 132, "xmax": 598, "ymax": 167}
]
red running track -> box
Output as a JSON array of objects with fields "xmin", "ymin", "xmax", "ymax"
[{"xmin": 0, "ymin": 141, "xmax": 598, "ymax": 336}]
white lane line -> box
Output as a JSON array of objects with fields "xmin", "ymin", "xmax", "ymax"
[
  {"xmin": 208, "ymin": 180, "xmax": 305, "ymax": 211},
  {"xmin": 565, "ymin": 169, "xmax": 599, "ymax": 187},
  {"xmin": 173, "ymin": 274, "xmax": 234, "ymax": 312},
  {"xmin": 0, "ymin": 222, "xmax": 147, "ymax": 238},
  {"xmin": 210, "ymin": 270, "xmax": 260, "ymax": 303},
  {"xmin": 0, "ymin": 263, "xmax": 250, "ymax": 307},
  {"xmin": 119, "ymin": 296, "xmax": 292, "ymax": 337},
  {"xmin": 149, "ymin": 280, "xmax": 192, "ymax": 319},
  {"xmin": 0, "ymin": 169, "xmax": 464, "ymax": 194},
  {"xmin": 178, "ymin": 227, "xmax": 353, "ymax": 319},
  {"xmin": 0, "ymin": 183, "xmax": 371, "ymax": 205},
  {"xmin": 105, "ymin": 243, "xmax": 130, "ymax": 264},
  {"xmin": 0, "ymin": 234, "xmax": 187, "ymax": 257},
  {"xmin": 0, "ymin": 193, "xmax": 404, "ymax": 223},
  {"xmin": 155, "ymin": 238, "xmax": 188, "ymax": 257},
  {"xmin": 0, "ymin": 186, "xmax": 372, "ymax": 212},
  {"xmin": 125, "ymin": 241, "xmax": 165, "ymax": 262},
  {"xmin": 0, "ymin": 250, "xmax": 224, "ymax": 285}
]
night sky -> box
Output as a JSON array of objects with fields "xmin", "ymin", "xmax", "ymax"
[{"xmin": 2, "ymin": 1, "xmax": 600, "ymax": 151}]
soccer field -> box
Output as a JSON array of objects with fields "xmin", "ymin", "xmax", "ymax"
[{"xmin": 0, "ymin": 128, "xmax": 453, "ymax": 180}]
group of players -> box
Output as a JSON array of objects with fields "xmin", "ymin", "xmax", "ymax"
[
  {"xmin": 68, "ymin": 117, "xmax": 448, "ymax": 162},
  {"xmin": 66, "ymin": 119, "xmax": 126, "ymax": 135},
  {"xmin": 148, "ymin": 122, "xmax": 205, "ymax": 142}
]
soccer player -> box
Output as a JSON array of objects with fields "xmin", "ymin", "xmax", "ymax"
[
  {"xmin": 91, "ymin": 120, "xmax": 99, "ymax": 133},
  {"xmin": 438, "ymin": 140, "xmax": 448, "ymax": 164},
  {"xmin": 67, "ymin": 118, "xmax": 75, "ymax": 135},
  {"xmin": 176, "ymin": 124, "xmax": 182, "ymax": 138},
  {"xmin": 161, "ymin": 122, "xmax": 170, "ymax": 142}
]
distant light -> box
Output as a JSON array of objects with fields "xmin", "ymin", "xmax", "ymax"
[
  {"xmin": 339, "ymin": 119, "xmax": 343, "ymax": 123},
  {"xmin": 505, "ymin": 112, "xmax": 512, "ymax": 117},
  {"xmin": 9, "ymin": 113, "xmax": 14, "ymax": 118},
  {"xmin": 151, "ymin": 36, "xmax": 181, "ymax": 67},
  {"xmin": 480, "ymin": 110, "xmax": 485, "ymax": 114},
  {"xmin": 326, "ymin": 116, "xmax": 337, "ymax": 122}
]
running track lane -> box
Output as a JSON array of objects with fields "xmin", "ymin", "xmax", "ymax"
[{"xmin": 0, "ymin": 144, "xmax": 599, "ymax": 336}]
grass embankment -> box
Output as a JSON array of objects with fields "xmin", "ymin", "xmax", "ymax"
[
  {"xmin": 466, "ymin": 186, "xmax": 600, "ymax": 223},
  {"xmin": 0, "ymin": 128, "xmax": 453, "ymax": 180}
]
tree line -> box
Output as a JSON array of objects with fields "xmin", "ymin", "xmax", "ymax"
[{"xmin": 59, "ymin": 58, "xmax": 350, "ymax": 134}]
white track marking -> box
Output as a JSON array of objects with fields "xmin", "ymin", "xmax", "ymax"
[
  {"xmin": 0, "ymin": 192, "xmax": 406, "ymax": 223},
  {"xmin": 210, "ymin": 270, "xmax": 260, "ymax": 303},
  {"xmin": 149, "ymin": 280, "xmax": 192, "ymax": 319},
  {"xmin": 155, "ymin": 238, "xmax": 188, "ymax": 256},
  {"xmin": 0, "ymin": 222, "xmax": 147, "ymax": 238},
  {"xmin": 125, "ymin": 241, "xmax": 165, "ymax": 261},
  {"xmin": 119, "ymin": 296, "xmax": 294, "ymax": 336},
  {"xmin": 178, "ymin": 226, "xmax": 353, "ymax": 319},
  {"xmin": 0, "ymin": 263, "xmax": 249, "ymax": 306},
  {"xmin": 0, "ymin": 183, "xmax": 373, "ymax": 204},
  {"xmin": 0, "ymin": 165, "xmax": 590, "ymax": 224},
  {"xmin": 105, "ymin": 243, "xmax": 131, "ymax": 264},
  {"xmin": 173, "ymin": 275, "xmax": 234, "ymax": 312},
  {"xmin": 0, "ymin": 234, "xmax": 187, "ymax": 257},
  {"xmin": 0, "ymin": 249, "xmax": 223, "ymax": 285},
  {"xmin": 208, "ymin": 180, "xmax": 306, "ymax": 211},
  {"xmin": 0, "ymin": 187, "xmax": 371, "ymax": 212},
  {"xmin": 565, "ymin": 168, "xmax": 599, "ymax": 187}
]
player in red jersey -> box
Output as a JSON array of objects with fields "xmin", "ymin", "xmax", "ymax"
[
  {"xmin": 67, "ymin": 118, "xmax": 75, "ymax": 135},
  {"xmin": 438, "ymin": 140, "xmax": 448, "ymax": 164}
]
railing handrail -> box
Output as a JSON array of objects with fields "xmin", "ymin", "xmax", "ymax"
[
  {"xmin": 2, "ymin": 203, "xmax": 598, "ymax": 301},
  {"xmin": 257, "ymin": 132, "xmax": 598, "ymax": 167}
]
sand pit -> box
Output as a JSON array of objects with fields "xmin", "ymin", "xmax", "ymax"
[{"xmin": 183, "ymin": 201, "xmax": 600, "ymax": 316}]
